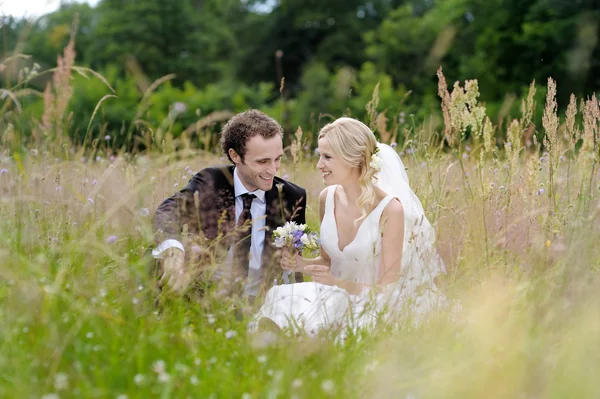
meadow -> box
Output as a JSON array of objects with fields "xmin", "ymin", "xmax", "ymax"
[{"xmin": 1, "ymin": 55, "xmax": 599, "ymax": 398}]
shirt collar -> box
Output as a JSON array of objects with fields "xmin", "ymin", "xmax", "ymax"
[{"xmin": 233, "ymin": 168, "xmax": 266, "ymax": 203}]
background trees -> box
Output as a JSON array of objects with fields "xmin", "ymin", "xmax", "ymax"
[{"xmin": 2, "ymin": 0, "xmax": 599, "ymax": 148}]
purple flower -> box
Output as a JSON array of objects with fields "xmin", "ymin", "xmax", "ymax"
[
  {"xmin": 390, "ymin": 142, "xmax": 397, "ymax": 148},
  {"xmin": 87, "ymin": 198, "xmax": 94, "ymax": 205},
  {"xmin": 537, "ymin": 188, "xmax": 545, "ymax": 196},
  {"xmin": 283, "ymin": 174, "xmax": 290, "ymax": 180},
  {"xmin": 92, "ymin": 179, "xmax": 98, "ymax": 186},
  {"xmin": 191, "ymin": 245, "xmax": 203, "ymax": 254},
  {"xmin": 105, "ymin": 235, "xmax": 118, "ymax": 244},
  {"xmin": 0, "ymin": 168, "xmax": 7, "ymax": 175},
  {"xmin": 104, "ymin": 135, "xmax": 111, "ymax": 141}
]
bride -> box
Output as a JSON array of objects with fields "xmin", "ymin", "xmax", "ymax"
[{"xmin": 253, "ymin": 117, "xmax": 447, "ymax": 336}]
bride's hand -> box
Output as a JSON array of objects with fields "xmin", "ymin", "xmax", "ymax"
[
  {"xmin": 305, "ymin": 265, "xmax": 337, "ymax": 286},
  {"xmin": 279, "ymin": 249, "xmax": 304, "ymax": 273}
]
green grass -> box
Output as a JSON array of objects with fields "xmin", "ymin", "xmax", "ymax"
[{"xmin": 0, "ymin": 141, "xmax": 598, "ymax": 398}]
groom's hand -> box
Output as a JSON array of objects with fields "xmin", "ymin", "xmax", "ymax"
[{"xmin": 159, "ymin": 247, "xmax": 190, "ymax": 294}]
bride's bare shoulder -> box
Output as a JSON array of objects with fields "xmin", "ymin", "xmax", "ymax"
[{"xmin": 382, "ymin": 196, "xmax": 404, "ymax": 220}]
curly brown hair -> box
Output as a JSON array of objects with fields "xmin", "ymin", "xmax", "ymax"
[{"xmin": 220, "ymin": 110, "xmax": 283, "ymax": 163}]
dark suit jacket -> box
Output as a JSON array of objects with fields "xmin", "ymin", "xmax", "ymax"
[{"xmin": 154, "ymin": 165, "xmax": 307, "ymax": 294}]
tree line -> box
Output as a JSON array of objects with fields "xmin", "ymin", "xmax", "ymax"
[{"xmin": 1, "ymin": 0, "xmax": 599, "ymax": 150}]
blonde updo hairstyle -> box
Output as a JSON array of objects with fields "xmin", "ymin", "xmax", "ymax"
[{"xmin": 318, "ymin": 117, "xmax": 379, "ymax": 223}]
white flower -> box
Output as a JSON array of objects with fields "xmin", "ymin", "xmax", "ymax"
[
  {"xmin": 152, "ymin": 360, "xmax": 166, "ymax": 374},
  {"xmin": 321, "ymin": 379, "xmax": 336, "ymax": 395},
  {"xmin": 225, "ymin": 330, "xmax": 237, "ymax": 339},
  {"xmin": 300, "ymin": 234, "xmax": 310, "ymax": 246},
  {"xmin": 158, "ymin": 373, "xmax": 171, "ymax": 383},
  {"xmin": 291, "ymin": 378, "xmax": 303, "ymax": 388},
  {"xmin": 54, "ymin": 373, "xmax": 68, "ymax": 390},
  {"xmin": 369, "ymin": 153, "xmax": 383, "ymax": 171},
  {"xmin": 134, "ymin": 374, "xmax": 145, "ymax": 385}
]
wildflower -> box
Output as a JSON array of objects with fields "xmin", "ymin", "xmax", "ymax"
[
  {"xmin": 172, "ymin": 102, "xmax": 187, "ymax": 114},
  {"xmin": 0, "ymin": 168, "xmax": 7, "ymax": 175},
  {"xmin": 158, "ymin": 373, "xmax": 170, "ymax": 383},
  {"xmin": 194, "ymin": 358, "xmax": 201, "ymax": 366},
  {"xmin": 117, "ymin": 395, "xmax": 128, "ymax": 399},
  {"xmin": 87, "ymin": 198, "xmax": 94, "ymax": 205},
  {"xmin": 282, "ymin": 174, "xmax": 290, "ymax": 180},
  {"xmin": 138, "ymin": 284, "xmax": 144, "ymax": 291},
  {"xmin": 134, "ymin": 374, "xmax": 145, "ymax": 386},
  {"xmin": 56, "ymin": 186, "xmax": 62, "ymax": 192},
  {"xmin": 321, "ymin": 379, "xmax": 336, "ymax": 395},
  {"xmin": 105, "ymin": 235, "xmax": 118, "ymax": 244},
  {"xmin": 369, "ymin": 152, "xmax": 383, "ymax": 172},
  {"xmin": 546, "ymin": 240, "xmax": 551, "ymax": 247},
  {"xmin": 257, "ymin": 354, "xmax": 267, "ymax": 364},
  {"xmin": 191, "ymin": 245, "xmax": 203, "ymax": 254},
  {"xmin": 537, "ymin": 188, "xmax": 545, "ymax": 196},
  {"xmin": 225, "ymin": 330, "xmax": 237, "ymax": 339},
  {"xmin": 207, "ymin": 314, "xmax": 216, "ymax": 324},
  {"xmin": 132, "ymin": 297, "xmax": 139, "ymax": 305},
  {"xmin": 54, "ymin": 373, "xmax": 68, "ymax": 390},
  {"xmin": 104, "ymin": 135, "xmax": 111, "ymax": 141},
  {"xmin": 291, "ymin": 379, "xmax": 303, "ymax": 388},
  {"xmin": 140, "ymin": 208, "xmax": 150, "ymax": 217},
  {"xmin": 174, "ymin": 363, "xmax": 189, "ymax": 374},
  {"xmin": 152, "ymin": 360, "xmax": 166, "ymax": 374},
  {"xmin": 390, "ymin": 142, "xmax": 397, "ymax": 148},
  {"xmin": 242, "ymin": 394, "xmax": 252, "ymax": 399},
  {"xmin": 92, "ymin": 179, "xmax": 97, "ymax": 186},
  {"xmin": 86, "ymin": 332, "xmax": 94, "ymax": 339},
  {"xmin": 41, "ymin": 394, "xmax": 60, "ymax": 399},
  {"xmin": 190, "ymin": 375, "xmax": 199, "ymax": 386}
]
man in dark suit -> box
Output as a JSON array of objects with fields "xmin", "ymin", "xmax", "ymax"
[{"xmin": 153, "ymin": 110, "xmax": 306, "ymax": 301}]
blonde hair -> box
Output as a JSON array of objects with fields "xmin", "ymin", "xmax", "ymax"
[{"xmin": 318, "ymin": 117, "xmax": 379, "ymax": 222}]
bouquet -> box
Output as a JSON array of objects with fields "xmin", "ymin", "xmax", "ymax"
[{"xmin": 272, "ymin": 222, "xmax": 320, "ymax": 283}]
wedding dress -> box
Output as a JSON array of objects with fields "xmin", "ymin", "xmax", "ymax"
[{"xmin": 253, "ymin": 144, "xmax": 447, "ymax": 336}]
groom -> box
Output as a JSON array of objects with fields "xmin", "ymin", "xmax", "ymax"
[{"xmin": 153, "ymin": 109, "xmax": 306, "ymax": 300}]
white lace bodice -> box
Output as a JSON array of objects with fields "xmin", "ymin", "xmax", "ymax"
[{"xmin": 319, "ymin": 185, "xmax": 394, "ymax": 286}]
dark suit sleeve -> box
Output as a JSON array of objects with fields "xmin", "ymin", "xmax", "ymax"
[
  {"xmin": 154, "ymin": 171, "xmax": 208, "ymax": 244},
  {"xmin": 293, "ymin": 188, "xmax": 307, "ymax": 225}
]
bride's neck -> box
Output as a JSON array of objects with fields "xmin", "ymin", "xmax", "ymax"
[{"xmin": 340, "ymin": 181, "xmax": 362, "ymax": 203}]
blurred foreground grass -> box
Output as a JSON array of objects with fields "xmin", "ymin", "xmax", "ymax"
[{"xmin": 0, "ymin": 131, "xmax": 599, "ymax": 398}]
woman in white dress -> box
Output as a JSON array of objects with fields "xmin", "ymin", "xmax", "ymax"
[{"xmin": 254, "ymin": 117, "xmax": 447, "ymax": 336}]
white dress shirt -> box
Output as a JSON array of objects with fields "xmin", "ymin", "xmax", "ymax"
[{"xmin": 152, "ymin": 168, "xmax": 288, "ymax": 297}]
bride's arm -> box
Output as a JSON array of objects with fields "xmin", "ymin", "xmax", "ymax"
[{"xmin": 281, "ymin": 188, "xmax": 331, "ymax": 274}]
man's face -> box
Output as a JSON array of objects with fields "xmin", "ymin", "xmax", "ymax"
[{"xmin": 229, "ymin": 135, "xmax": 284, "ymax": 192}]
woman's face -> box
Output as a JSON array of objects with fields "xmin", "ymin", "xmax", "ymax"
[{"xmin": 316, "ymin": 137, "xmax": 358, "ymax": 186}]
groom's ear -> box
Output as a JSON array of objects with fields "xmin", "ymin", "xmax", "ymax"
[{"xmin": 228, "ymin": 148, "xmax": 242, "ymax": 165}]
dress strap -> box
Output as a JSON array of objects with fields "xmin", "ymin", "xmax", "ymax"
[
  {"xmin": 324, "ymin": 185, "xmax": 338, "ymax": 216},
  {"xmin": 371, "ymin": 195, "xmax": 396, "ymax": 225}
]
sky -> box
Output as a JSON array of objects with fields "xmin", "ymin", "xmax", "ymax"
[{"xmin": 0, "ymin": 0, "xmax": 99, "ymax": 19}]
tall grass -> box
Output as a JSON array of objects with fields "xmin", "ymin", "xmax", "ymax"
[{"xmin": 0, "ymin": 48, "xmax": 599, "ymax": 398}]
